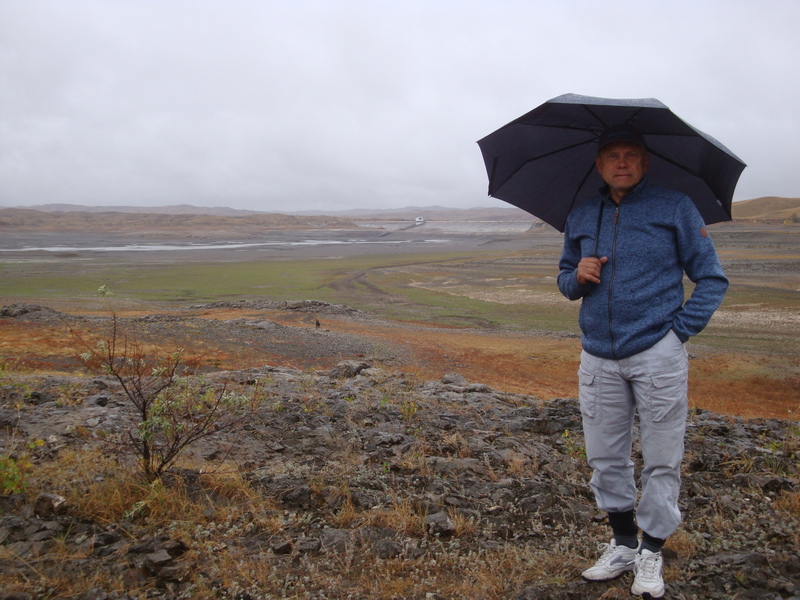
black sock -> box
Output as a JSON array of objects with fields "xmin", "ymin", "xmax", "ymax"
[
  {"xmin": 641, "ymin": 531, "xmax": 666, "ymax": 554},
  {"xmin": 608, "ymin": 510, "xmax": 639, "ymax": 549}
]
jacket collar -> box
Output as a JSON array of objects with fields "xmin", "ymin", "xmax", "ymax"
[{"xmin": 599, "ymin": 176, "xmax": 649, "ymax": 204}]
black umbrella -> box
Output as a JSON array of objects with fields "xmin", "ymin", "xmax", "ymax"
[{"xmin": 477, "ymin": 93, "xmax": 747, "ymax": 232}]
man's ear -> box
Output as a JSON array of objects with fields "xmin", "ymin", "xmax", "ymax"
[{"xmin": 595, "ymin": 155, "xmax": 602, "ymax": 174}]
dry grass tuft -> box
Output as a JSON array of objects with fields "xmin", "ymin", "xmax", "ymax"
[
  {"xmin": 331, "ymin": 497, "xmax": 360, "ymax": 529},
  {"xmin": 28, "ymin": 450, "xmax": 279, "ymax": 532},
  {"xmin": 775, "ymin": 490, "xmax": 800, "ymax": 516},
  {"xmin": 598, "ymin": 588, "xmax": 632, "ymax": 599},
  {"xmin": 448, "ymin": 507, "xmax": 478, "ymax": 537},
  {"xmin": 665, "ymin": 527, "xmax": 698, "ymax": 559},
  {"xmin": 505, "ymin": 450, "xmax": 539, "ymax": 477},
  {"xmin": 356, "ymin": 496, "xmax": 427, "ymax": 537}
]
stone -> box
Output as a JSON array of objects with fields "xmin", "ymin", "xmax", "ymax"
[
  {"xmin": 33, "ymin": 493, "xmax": 67, "ymax": 518},
  {"xmin": 329, "ymin": 360, "xmax": 371, "ymax": 379},
  {"xmin": 295, "ymin": 537, "xmax": 321, "ymax": 554},
  {"xmin": 272, "ymin": 540, "xmax": 293, "ymax": 555},
  {"xmin": 425, "ymin": 511, "xmax": 455, "ymax": 537}
]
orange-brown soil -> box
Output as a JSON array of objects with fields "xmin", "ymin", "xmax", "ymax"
[{"xmin": 2, "ymin": 304, "xmax": 797, "ymax": 421}]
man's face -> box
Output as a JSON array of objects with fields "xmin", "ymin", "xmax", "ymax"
[{"xmin": 595, "ymin": 142, "xmax": 649, "ymax": 202}]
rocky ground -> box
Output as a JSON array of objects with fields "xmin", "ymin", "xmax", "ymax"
[{"xmin": 1, "ymin": 304, "xmax": 799, "ymax": 600}]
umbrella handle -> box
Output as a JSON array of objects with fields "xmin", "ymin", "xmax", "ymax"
[{"xmin": 590, "ymin": 201, "xmax": 605, "ymax": 258}]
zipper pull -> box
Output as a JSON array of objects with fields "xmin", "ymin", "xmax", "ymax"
[{"xmin": 614, "ymin": 205, "xmax": 620, "ymax": 224}]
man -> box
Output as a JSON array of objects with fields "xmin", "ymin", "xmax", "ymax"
[{"xmin": 557, "ymin": 124, "xmax": 728, "ymax": 598}]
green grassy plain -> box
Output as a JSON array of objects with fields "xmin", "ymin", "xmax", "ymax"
[{"xmin": 2, "ymin": 241, "xmax": 798, "ymax": 358}]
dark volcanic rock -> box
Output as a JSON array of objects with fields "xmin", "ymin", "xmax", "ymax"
[{"xmin": 1, "ymin": 346, "xmax": 798, "ymax": 599}]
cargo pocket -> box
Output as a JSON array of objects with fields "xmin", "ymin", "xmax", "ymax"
[
  {"xmin": 578, "ymin": 367, "xmax": 600, "ymax": 422},
  {"xmin": 647, "ymin": 371, "xmax": 688, "ymax": 429}
]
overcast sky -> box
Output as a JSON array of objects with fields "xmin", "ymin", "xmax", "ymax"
[{"xmin": 1, "ymin": 0, "xmax": 799, "ymax": 213}]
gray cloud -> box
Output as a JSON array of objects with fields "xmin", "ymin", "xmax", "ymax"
[{"xmin": 1, "ymin": 0, "xmax": 798, "ymax": 212}]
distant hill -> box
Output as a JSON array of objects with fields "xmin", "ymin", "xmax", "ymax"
[
  {"xmin": 5, "ymin": 203, "xmax": 535, "ymax": 223},
  {"xmin": 345, "ymin": 206, "xmax": 534, "ymax": 222},
  {"xmin": 0, "ymin": 208, "xmax": 356, "ymax": 232},
  {"xmin": 732, "ymin": 197, "xmax": 800, "ymax": 220},
  {"xmin": 8, "ymin": 199, "xmax": 799, "ymax": 223},
  {"xmin": 12, "ymin": 203, "xmax": 263, "ymax": 217}
]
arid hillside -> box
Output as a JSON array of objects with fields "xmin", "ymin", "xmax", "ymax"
[
  {"xmin": 732, "ymin": 196, "xmax": 800, "ymax": 220},
  {"xmin": 0, "ymin": 208, "xmax": 357, "ymax": 233}
]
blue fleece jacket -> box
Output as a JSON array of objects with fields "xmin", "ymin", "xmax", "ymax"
[{"xmin": 557, "ymin": 178, "xmax": 728, "ymax": 360}]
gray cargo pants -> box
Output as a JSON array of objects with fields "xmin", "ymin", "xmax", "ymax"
[{"xmin": 578, "ymin": 330, "xmax": 689, "ymax": 540}]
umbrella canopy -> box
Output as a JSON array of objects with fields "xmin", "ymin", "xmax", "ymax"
[{"xmin": 477, "ymin": 93, "xmax": 747, "ymax": 232}]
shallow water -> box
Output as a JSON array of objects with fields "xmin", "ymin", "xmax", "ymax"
[{"xmin": 0, "ymin": 238, "xmax": 451, "ymax": 253}]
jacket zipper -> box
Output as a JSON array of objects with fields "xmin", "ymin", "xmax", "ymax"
[{"xmin": 608, "ymin": 204, "xmax": 621, "ymax": 359}]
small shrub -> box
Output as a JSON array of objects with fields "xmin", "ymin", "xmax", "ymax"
[
  {"xmin": 75, "ymin": 286, "xmax": 261, "ymax": 483},
  {"xmin": 0, "ymin": 454, "xmax": 29, "ymax": 494},
  {"xmin": 561, "ymin": 429, "xmax": 586, "ymax": 459},
  {"xmin": 0, "ymin": 439, "xmax": 43, "ymax": 495},
  {"xmin": 400, "ymin": 399, "xmax": 419, "ymax": 422}
]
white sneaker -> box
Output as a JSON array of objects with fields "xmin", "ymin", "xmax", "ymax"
[
  {"xmin": 631, "ymin": 549, "xmax": 665, "ymax": 598},
  {"xmin": 581, "ymin": 539, "xmax": 637, "ymax": 581}
]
